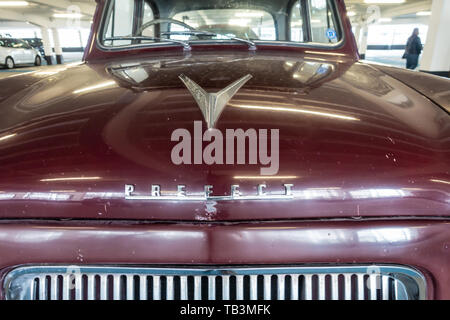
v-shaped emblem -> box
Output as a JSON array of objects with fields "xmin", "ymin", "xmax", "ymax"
[{"xmin": 179, "ymin": 74, "xmax": 253, "ymax": 129}]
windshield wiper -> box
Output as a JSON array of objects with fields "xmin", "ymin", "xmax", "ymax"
[
  {"xmin": 104, "ymin": 36, "xmax": 191, "ymax": 51},
  {"xmin": 161, "ymin": 30, "xmax": 257, "ymax": 51}
]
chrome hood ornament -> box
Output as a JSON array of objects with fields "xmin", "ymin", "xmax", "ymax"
[{"xmin": 179, "ymin": 74, "xmax": 253, "ymax": 129}]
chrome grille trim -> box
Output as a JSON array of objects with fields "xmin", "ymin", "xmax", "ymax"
[{"xmin": 3, "ymin": 265, "xmax": 426, "ymax": 300}]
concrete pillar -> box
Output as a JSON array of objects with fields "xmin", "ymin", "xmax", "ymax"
[
  {"xmin": 51, "ymin": 28, "xmax": 64, "ymax": 65},
  {"xmin": 420, "ymin": 0, "xmax": 450, "ymax": 77},
  {"xmin": 40, "ymin": 27, "xmax": 54, "ymax": 65},
  {"xmin": 354, "ymin": 24, "xmax": 362, "ymax": 48},
  {"xmin": 78, "ymin": 30, "xmax": 83, "ymax": 48},
  {"xmin": 359, "ymin": 24, "xmax": 369, "ymax": 60}
]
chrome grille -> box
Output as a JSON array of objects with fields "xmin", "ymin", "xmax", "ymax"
[{"xmin": 3, "ymin": 265, "xmax": 426, "ymax": 300}]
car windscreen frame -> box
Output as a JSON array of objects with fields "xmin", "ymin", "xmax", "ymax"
[{"xmin": 96, "ymin": 0, "xmax": 346, "ymax": 52}]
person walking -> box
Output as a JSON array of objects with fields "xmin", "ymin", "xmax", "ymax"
[{"xmin": 404, "ymin": 28, "xmax": 423, "ymax": 70}]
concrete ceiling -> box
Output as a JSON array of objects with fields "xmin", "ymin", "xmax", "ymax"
[
  {"xmin": 345, "ymin": 0, "xmax": 432, "ymax": 24},
  {"xmin": 0, "ymin": 0, "xmax": 96, "ymax": 28},
  {"xmin": 0, "ymin": 0, "xmax": 433, "ymax": 28}
]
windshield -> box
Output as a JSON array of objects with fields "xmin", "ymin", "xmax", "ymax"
[{"xmin": 100, "ymin": 0, "xmax": 342, "ymax": 49}]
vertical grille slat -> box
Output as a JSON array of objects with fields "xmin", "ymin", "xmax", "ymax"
[
  {"xmin": 236, "ymin": 275, "xmax": 244, "ymax": 300},
  {"xmin": 250, "ymin": 275, "xmax": 258, "ymax": 300},
  {"xmin": 180, "ymin": 276, "xmax": 188, "ymax": 300},
  {"xmin": 290, "ymin": 275, "xmax": 299, "ymax": 300},
  {"xmin": 318, "ymin": 274, "xmax": 326, "ymax": 300},
  {"xmin": 139, "ymin": 276, "xmax": 147, "ymax": 300},
  {"xmin": 369, "ymin": 274, "xmax": 378, "ymax": 300},
  {"xmin": 382, "ymin": 275, "xmax": 389, "ymax": 300},
  {"xmin": 263, "ymin": 275, "xmax": 271, "ymax": 300},
  {"xmin": 166, "ymin": 276, "xmax": 174, "ymax": 300},
  {"xmin": 344, "ymin": 274, "xmax": 352, "ymax": 300},
  {"xmin": 75, "ymin": 274, "xmax": 82, "ymax": 300},
  {"xmin": 193, "ymin": 276, "xmax": 202, "ymax": 300},
  {"xmin": 394, "ymin": 279, "xmax": 400, "ymax": 299},
  {"xmin": 4, "ymin": 265, "xmax": 426, "ymax": 301},
  {"xmin": 277, "ymin": 275, "xmax": 285, "ymax": 300},
  {"xmin": 100, "ymin": 275, "xmax": 108, "ymax": 300},
  {"xmin": 331, "ymin": 274, "xmax": 339, "ymax": 300},
  {"xmin": 50, "ymin": 275, "xmax": 58, "ymax": 301},
  {"xmin": 208, "ymin": 276, "xmax": 216, "ymax": 300},
  {"xmin": 113, "ymin": 275, "xmax": 121, "ymax": 301},
  {"xmin": 38, "ymin": 276, "xmax": 47, "ymax": 301},
  {"xmin": 304, "ymin": 275, "xmax": 312, "ymax": 300},
  {"xmin": 30, "ymin": 278, "xmax": 36, "ymax": 300},
  {"xmin": 222, "ymin": 276, "xmax": 230, "ymax": 300},
  {"xmin": 126, "ymin": 275, "xmax": 134, "ymax": 300},
  {"xmin": 62, "ymin": 274, "xmax": 70, "ymax": 300},
  {"xmin": 357, "ymin": 274, "xmax": 365, "ymax": 300},
  {"xmin": 87, "ymin": 275, "xmax": 95, "ymax": 301},
  {"xmin": 153, "ymin": 276, "xmax": 161, "ymax": 300}
]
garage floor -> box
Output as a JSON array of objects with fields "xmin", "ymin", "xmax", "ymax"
[
  {"xmin": 0, "ymin": 67, "xmax": 36, "ymax": 79},
  {"xmin": 0, "ymin": 52, "xmax": 84, "ymax": 79}
]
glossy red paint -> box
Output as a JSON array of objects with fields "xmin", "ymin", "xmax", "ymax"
[
  {"xmin": 0, "ymin": 219, "xmax": 449, "ymax": 299},
  {"xmin": 0, "ymin": 0, "xmax": 448, "ymax": 300},
  {"xmin": 375, "ymin": 64, "xmax": 450, "ymax": 113},
  {"xmin": 0, "ymin": 51, "xmax": 448, "ymax": 221}
]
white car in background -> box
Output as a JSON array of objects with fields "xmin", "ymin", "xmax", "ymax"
[{"xmin": 0, "ymin": 38, "xmax": 42, "ymax": 69}]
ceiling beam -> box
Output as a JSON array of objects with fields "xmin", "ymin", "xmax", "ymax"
[
  {"xmin": 381, "ymin": 0, "xmax": 431, "ymax": 18},
  {"xmin": 0, "ymin": 8, "xmax": 50, "ymax": 27},
  {"xmin": 28, "ymin": 0, "xmax": 96, "ymax": 17}
]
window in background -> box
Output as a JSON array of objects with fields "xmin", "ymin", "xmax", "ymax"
[
  {"xmin": 367, "ymin": 24, "xmax": 428, "ymax": 47},
  {"xmin": 141, "ymin": 2, "xmax": 155, "ymax": 37},
  {"xmin": 79, "ymin": 29, "xmax": 92, "ymax": 48},
  {"xmin": 364, "ymin": 24, "xmax": 429, "ymax": 68},
  {"xmin": 58, "ymin": 29, "xmax": 91, "ymax": 48},
  {"xmin": 104, "ymin": 0, "xmax": 135, "ymax": 46},
  {"xmin": 7, "ymin": 39, "xmax": 26, "ymax": 48},
  {"xmin": 290, "ymin": 1, "xmax": 304, "ymax": 42},
  {"xmin": 309, "ymin": 0, "xmax": 339, "ymax": 43},
  {"xmin": 0, "ymin": 28, "xmax": 40, "ymax": 39},
  {"xmin": 171, "ymin": 9, "xmax": 276, "ymax": 41},
  {"xmin": 289, "ymin": 0, "xmax": 340, "ymax": 44}
]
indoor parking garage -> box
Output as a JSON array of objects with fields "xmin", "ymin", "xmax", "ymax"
[
  {"xmin": 0, "ymin": 0, "xmax": 448, "ymax": 307},
  {"xmin": 1, "ymin": 0, "xmax": 449, "ymax": 77}
]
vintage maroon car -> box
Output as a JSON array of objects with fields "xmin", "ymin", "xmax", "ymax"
[{"xmin": 0, "ymin": 0, "xmax": 448, "ymax": 301}]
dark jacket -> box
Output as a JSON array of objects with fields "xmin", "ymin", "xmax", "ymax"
[{"xmin": 406, "ymin": 35, "xmax": 423, "ymax": 55}]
